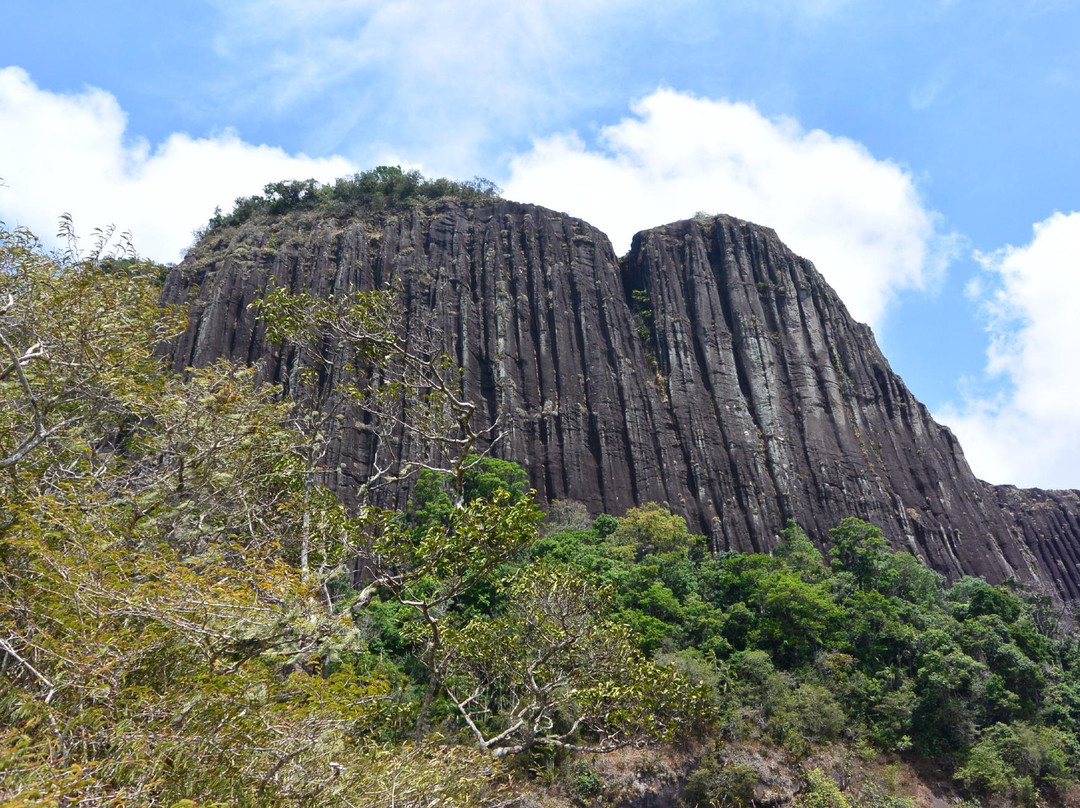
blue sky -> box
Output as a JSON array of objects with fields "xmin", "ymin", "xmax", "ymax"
[{"xmin": 1, "ymin": 0, "xmax": 1078, "ymax": 489}]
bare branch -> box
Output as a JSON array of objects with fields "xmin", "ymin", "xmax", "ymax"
[
  {"xmin": 0, "ymin": 313, "xmax": 85, "ymax": 468},
  {"xmin": 0, "ymin": 635, "xmax": 57, "ymax": 703}
]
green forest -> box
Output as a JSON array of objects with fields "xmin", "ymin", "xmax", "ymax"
[{"xmin": 2, "ymin": 213, "xmax": 1079, "ymax": 808}]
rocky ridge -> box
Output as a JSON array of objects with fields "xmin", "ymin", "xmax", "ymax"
[{"xmin": 162, "ymin": 199, "xmax": 1080, "ymax": 604}]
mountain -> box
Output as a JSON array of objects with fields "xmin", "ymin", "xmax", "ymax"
[{"xmin": 162, "ymin": 198, "xmax": 1080, "ymax": 605}]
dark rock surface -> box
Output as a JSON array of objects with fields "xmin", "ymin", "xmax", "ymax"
[{"xmin": 162, "ymin": 199, "xmax": 1080, "ymax": 604}]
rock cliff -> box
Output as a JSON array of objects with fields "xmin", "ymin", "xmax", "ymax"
[{"xmin": 162, "ymin": 198, "xmax": 1080, "ymax": 604}]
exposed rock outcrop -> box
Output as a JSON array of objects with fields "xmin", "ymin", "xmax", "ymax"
[{"xmin": 162, "ymin": 199, "xmax": 1080, "ymax": 604}]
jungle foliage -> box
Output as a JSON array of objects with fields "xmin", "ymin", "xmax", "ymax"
[
  {"xmin": 2, "ymin": 221, "xmax": 1079, "ymax": 807},
  {"xmin": 533, "ymin": 512, "xmax": 1080, "ymax": 806}
]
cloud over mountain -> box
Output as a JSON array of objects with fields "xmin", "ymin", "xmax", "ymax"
[
  {"xmin": 0, "ymin": 67, "xmax": 354, "ymax": 261},
  {"xmin": 505, "ymin": 89, "xmax": 954, "ymax": 328}
]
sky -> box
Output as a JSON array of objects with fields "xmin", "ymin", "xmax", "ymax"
[{"xmin": 1, "ymin": 0, "xmax": 1078, "ymax": 489}]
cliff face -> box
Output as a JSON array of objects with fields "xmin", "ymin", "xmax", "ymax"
[{"xmin": 162, "ymin": 199, "xmax": 1080, "ymax": 603}]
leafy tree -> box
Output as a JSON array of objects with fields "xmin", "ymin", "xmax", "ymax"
[
  {"xmin": 774, "ymin": 519, "xmax": 827, "ymax": 580},
  {"xmin": 949, "ymin": 576, "xmax": 1023, "ymax": 623},
  {"xmin": 592, "ymin": 512, "xmax": 618, "ymax": 537},
  {"xmin": 828, "ymin": 517, "xmax": 890, "ymax": 591},
  {"xmin": 438, "ymin": 564, "xmax": 714, "ymax": 756},
  {"xmin": 407, "ymin": 455, "xmax": 532, "ymax": 533},
  {"xmin": 350, "ymin": 489, "xmax": 543, "ymax": 732},
  {"xmin": 1, "ymin": 224, "xmax": 176, "ymax": 477},
  {"xmin": 752, "ymin": 570, "xmax": 842, "ymax": 668},
  {"xmin": 955, "ymin": 721, "xmax": 1077, "ymax": 805},
  {"xmin": 879, "ymin": 550, "xmax": 943, "ymax": 607},
  {"xmin": 609, "ymin": 501, "xmax": 706, "ymax": 561},
  {"xmin": 0, "ymin": 223, "xmax": 510, "ymax": 805}
]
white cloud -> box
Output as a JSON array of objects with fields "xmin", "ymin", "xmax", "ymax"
[
  {"xmin": 207, "ymin": 0, "xmax": 648, "ymax": 173},
  {"xmin": 0, "ymin": 67, "xmax": 355, "ymax": 262},
  {"xmin": 937, "ymin": 211, "xmax": 1080, "ymax": 489},
  {"xmin": 504, "ymin": 89, "xmax": 953, "ymax": 328},
  {"xmin": 0, "ymin": 71, "xmax": 953, "ymax": 334},
  {"xmin": 201, "ymin": 1, "xmax": 867, "ymax": 174}
]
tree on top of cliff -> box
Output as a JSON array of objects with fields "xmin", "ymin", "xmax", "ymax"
[{"xmin": 200, "ymin": 166, "xmax": 502, "ymax": 235}]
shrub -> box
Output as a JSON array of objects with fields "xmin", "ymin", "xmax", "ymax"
[
  {"xmin": 767, "ymin": 684, "xmax": 847, "ymax": 754},
  {"xmin": 570, "ymin": 765, "xmax": 604, "ymax": 800},
  {"xmin": 200, "ymin": 166, "xmax": 502, "ymax": 234},
  {"xmin": 795, "ymin": 769, "xmax": 852, "ymax": 808},
  {"xmin": 685, "ymin": 758, "xmax": 758, "ymax": 808}
]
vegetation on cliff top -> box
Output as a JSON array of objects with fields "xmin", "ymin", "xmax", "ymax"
[
  {"xmin": 199, "ymin": 166, "xmax": 502, "ymax": 237},
  {"xmin": 2, "ymin": 222, "xmax": 1079, "ymax": 806}
]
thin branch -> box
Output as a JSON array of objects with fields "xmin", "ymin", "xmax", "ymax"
[
  {"xmin": 0, "ymin": 326, "xmax": 42, "ymax": 425},
  {"xmin": 0, "ymin": 415, "xmax": 82, "ymax": 469},
  {"xmin": 0, "ymin": 318, "xmax": 83, "ymax": 467},
  {"xmin": 0, "ymin": 636, "xmax": 57, "ymax": 703},
  {"xmin": 259, "ymin": 739, "xmax": 317, "ymax": 794}
]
